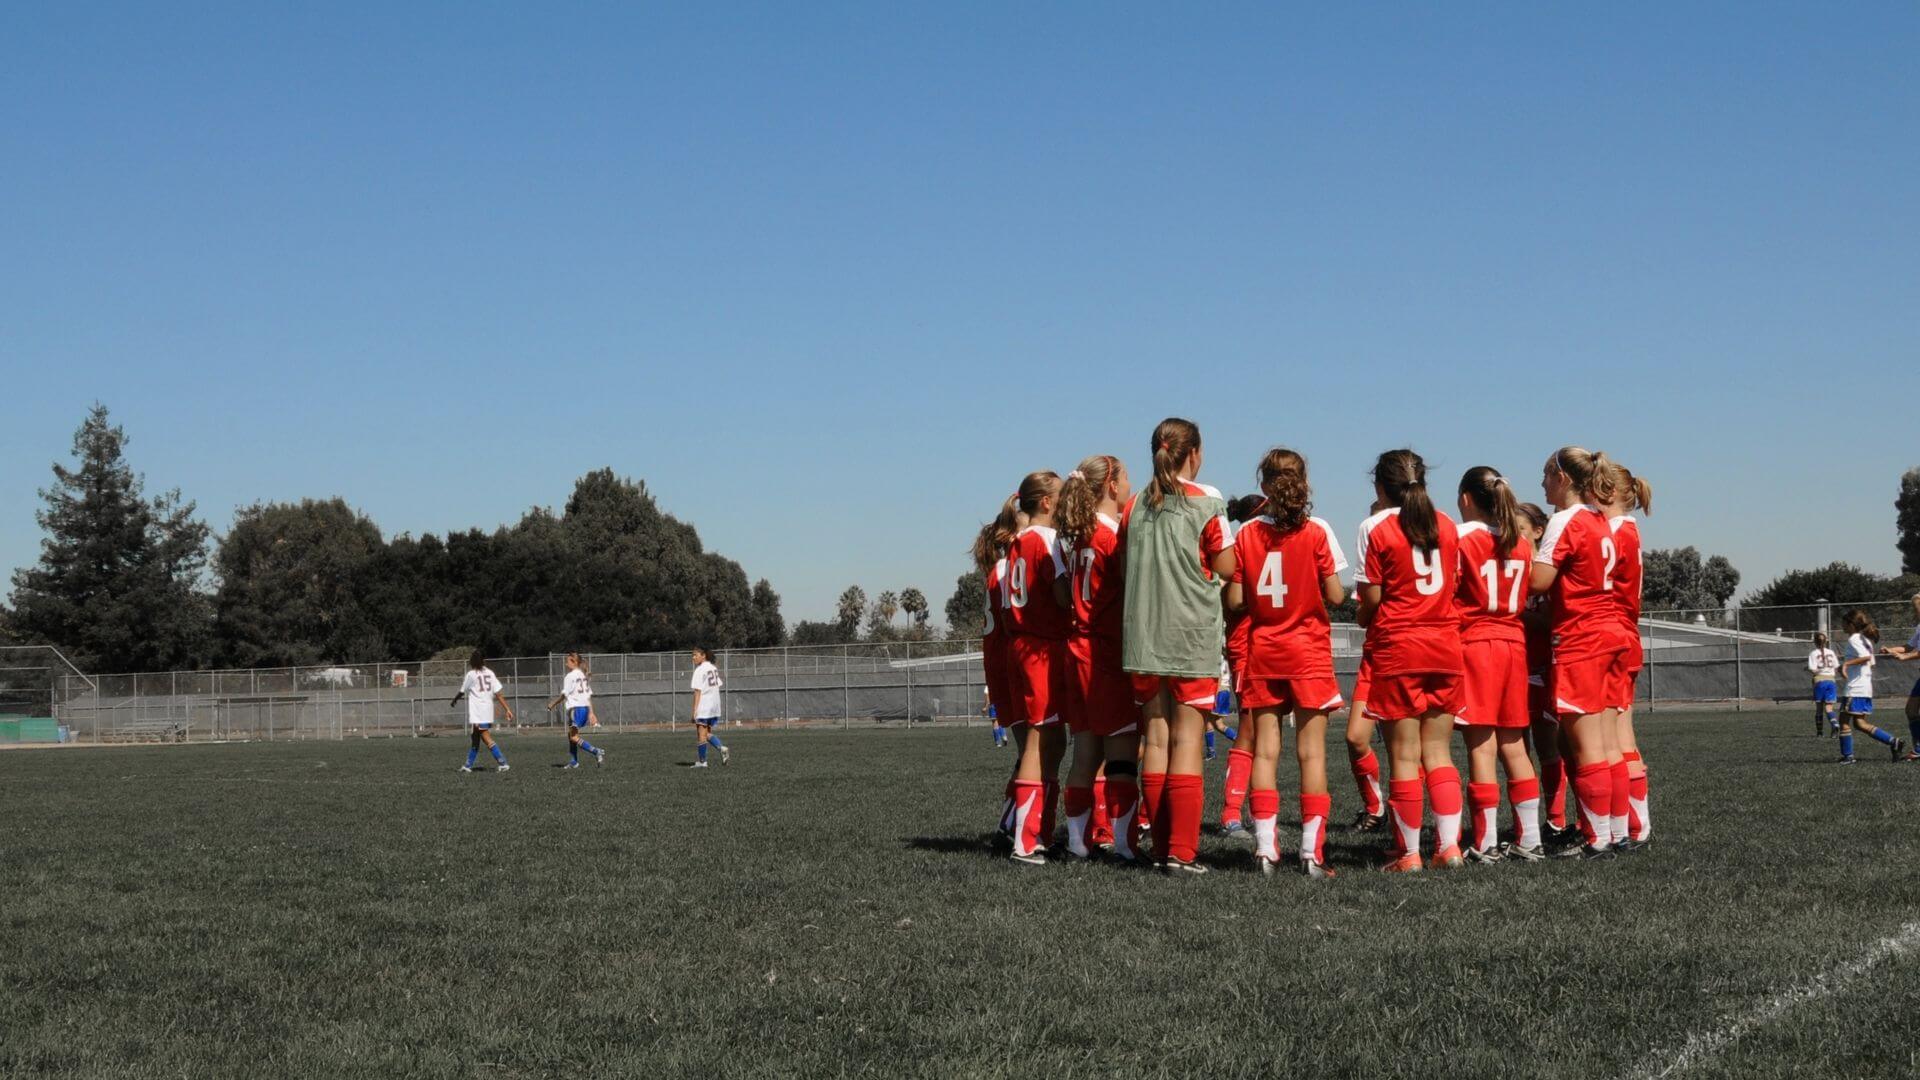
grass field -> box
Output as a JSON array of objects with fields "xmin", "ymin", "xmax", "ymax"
[{"xmin": 4, "ymin": 710, "xmax": 1919, "ymax": 1079}]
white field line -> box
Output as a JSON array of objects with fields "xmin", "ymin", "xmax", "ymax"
[{"xmin": 1625, "ymin": 920, "xmax": 1920, "ymax": 1080}]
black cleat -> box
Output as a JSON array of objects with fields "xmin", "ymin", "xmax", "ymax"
[
  {"xmin": 1894, "ymin": 738, "xmax": 1910, "ymax": 763},
  {"xmin": 1350, "ymin": 811, "xmax": 1386, "ymax": 833}
]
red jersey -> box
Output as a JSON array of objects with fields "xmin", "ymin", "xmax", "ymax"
[
  {"xmin": 1118, "ymin": 480, "xmax": 1231, "ymax": 581},
  {"xmin": 983, "ymin": 556, "xmax": 1009, "ymax": 643},
  {"xmin": 1607, "ymin": 515, "xmax": 1644, "ymax": 641},
  {"xmin": 1004, "ymin": 525, "xmax": 1072, "ymax": 640},
  {"xmin": 1356, "ymin": 508, "xmax": 1463, "ymax": 674},
  {"xmin": 1232, "ymin": 515, "xmax": 1348, "ymax": 678},
  {"xmin": 1533, "ymin": 505, "xmax": 1620, "ymax": 661},
  {"xmin": 1454, "ymin": 523, "xmax": 1532, "ymax": 646},
  {"xmin": 1067, "ymin": 514, "xmax": 1124, "ymax": 641}
]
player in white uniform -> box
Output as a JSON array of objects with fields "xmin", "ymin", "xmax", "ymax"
[
  {"xmin": 1876, "ymin": 594, "xmax": 1920, "ymax": 761},
  {"xmin": 545, "ymin": 652, "xmax": 606, "ymax": 768},
  {"xmin": 1807, "ymin": 632, "xmax": 1840, "ymax": 738},
  {"xmin": 691, "ymin": 647, "xmax": 730, "ymax": 767},
  {"xmin": 452, "ymin": 650, "xmax": 514, "ymax": 773},
  {"xmin": 1836, "ymin": 610, "xmax": 1905, "ymax": 764}
]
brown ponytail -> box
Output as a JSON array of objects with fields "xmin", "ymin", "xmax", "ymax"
[
  {"xmin": 1846, "ymin": 609, "xmax": 1881, "ymax": 644},
  {"xmin": 1145, "ymin": 418, "xmax": 1201, "ymax": 509},
  {"xmin": 1550, "ymin": 446, "xmax": 1620, "ymax": 508},
  {"xmin": 1374, "ymin": 449, "xmax": 1438, "ymax": 551},
  {"xmin": 1603, "ymin": 461, "xmax": 1653, "ymax": 515},
  {"xmin": 970, "ymin": 494, "xmax": 1025, "ymax": 575},
  {"xmin": 1056, "ymin": 455, "xmax": 1120, "ymax": 549},
  {"xmin": 1458, "ymin": 465, "xmax": 1525, "ymax": 559},
  {"xmin": 1257, "ymin": 448, "xmax": 1312, "ymax": 533}
]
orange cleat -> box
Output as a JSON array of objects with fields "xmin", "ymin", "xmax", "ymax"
[
  {"xmin": 1427, "ymin": 845, "xmax": 1466, "ymax": 869},
  {"xmin": 1380, "ymin": 852, "xmax": 1423, "ymax": 874}
]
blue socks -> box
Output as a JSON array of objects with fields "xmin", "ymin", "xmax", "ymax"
[
  {"xmin": 489, "ymin": 744, "xmax": 505, "ymax": 764},
  {"xmin": 697, "ymin": 743, "xmax": 708, "ymax": 764},
  {"xmin": 1205, "ymin": 731, "xmax": 1216, "ymax": 755},
  {"xmin": 1223, "ymin": 726, "xmax": 1239, "ymax": 742},
  {"xmin": 580, "ymin": 740, "xmax": 598, "ymax": 756},
  {"xmin": 1870, "ymin": 728, "xmax": 1896, "ymax": 746},
  {"xmin": 708, "ymin": 734, "xmax": 725, "ymax": 751},
  {"xmin": 467, "ymin": 748, "xmax": 479, "ymax": 767},
  {"xmin": 1840, "ymin": 734, "xmax": 1855, "ymax": 758}
]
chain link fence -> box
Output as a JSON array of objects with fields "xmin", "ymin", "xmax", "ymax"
[{"xmin": 35, "ymin": 600, "xmax": 1920, "ymax": 744}]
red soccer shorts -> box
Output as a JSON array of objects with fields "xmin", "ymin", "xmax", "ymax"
[
  {"xmin": 1352, "ymin": 653, "xmax": 1373, "ymax": 705},
  {"xmin": 1457, "ymin": 639, "xmax": 1530, "ymax": 730},
  {"xmin": 1070, "ymin": 636, "xmax": 1137, "ymax": 736},
  {"xmin": 1130, "ymin": 674, "xmax": 1218, "ymax": 710},
  {"xmin": 1553, "ymin": 650, "xmax": 1630, "ymax": 718},
  {"xmin": 983, "ymin": 635, "xmax": 1023, "ymax": 727},
  {"xmin": 1010, "ymin": 634, "xmax": 1067, "ymax": 727},
  {"xmin": 1362, "ymin": 672, "xmax": 1462, "ymax": 723},
  {"xmin": 1240, "ymin": 676, "xmax": 1345, "ymax": 714}
]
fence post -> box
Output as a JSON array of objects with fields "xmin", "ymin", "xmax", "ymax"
[
  {"xmin": 843, "ymin": 645, "xmax": 851, "ymax": 730},
  {"xmin": 905, "ymin": 641, "xmax": 914, "ymax": 730},
  {"xmin": 783, "ymin": 647, "xmax": 791, "ymax": 731},
  {"xmin": 1734, "ymin": 634, "xmax": 1743, "ymax": 711}
]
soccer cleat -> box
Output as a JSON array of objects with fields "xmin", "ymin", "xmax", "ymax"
[
  {"xmin": 1894, "ymin": 738, "xmax": 1910, "ymax": 763},
  {"xmin": 1256, "ymin": 855, "xmax": 1280, "ymax": 876},
  {"xmin": 497, "ymin": 764, "xmax": 510, "ymax": 773},
  {"xmin": 1499, "ymin": 842, "xmax": 1546, "ymax": 862},
  {"xmin": 1160, "ymin": 858, "xmax": 1209, "ymax": 876},
  {"xmin": 1428, "ymin": 845, "xmax": 1466, "ymax": 870},
  {"xmin": 1301, "ymin": 859, "xmax": 1336, "ymax": 881},
  {"xmin": 1350, "ymin": 811, "xmax": 1386, "ymax": 833},
  {"xmin": 1837, "ymin": 756, "xmax": 1857, "ymax": 766},
  {"xmin": 1464, "ymin": 846, "xmax": 1504, "ymax": 865},
  {"xmin": 1613, "ymin": 838, "xmax": 1647, "ymax": 855},
  {"xmin": 459, "ymin": 765, "xmax": 472, "ymax": 773},
  {"xmin": 693, "ymin": 760, "xmax": 709, "ymax": 769},
  {"xmin": 595, "ymin": 748, "xmax": 606, "ymax": 766},
  {"xmin": 1380, "ymin": 853, "xmax": 1423, "ymax": 874},
  {"xmin": 1542, "ymin": 823, "xmax": 1579, "ymax": 851},
  {"xmin": 1009, "ymin": 850, "xmax": 1048, "ymax": 866},
  {"xmin": 1223, "ymin": 822, "xmax": 1252, "ymax": 841},
  {"xmin": 721, "ymin": 746, "xmax": 731, "ymax": 766},
  {"xmin": 1554, "ymin": 842, "xmax": 1613, "ymax": 860},
  {"xmin": 563, "ymin": 761, "xmax": 579, "ymax": 770}
]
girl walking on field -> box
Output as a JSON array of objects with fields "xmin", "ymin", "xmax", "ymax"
[
  {"xmin": 546, "ymin": 652, "xmax": 606, "ymax": 768},
  {"xmin": 453, "ymin": 650, "xmax": 513, "ymax": 773},
  {"xmin": 1836, "ymin": 610, "xmax": 1904, "ymax": 764}
]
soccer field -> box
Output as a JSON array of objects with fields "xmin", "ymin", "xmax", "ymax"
[{"xmin": 3, "ymin": 712, "xmax": 1917, "ymax": 1079}]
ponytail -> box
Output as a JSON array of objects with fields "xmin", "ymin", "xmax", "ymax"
[
  {"xmin": 1373, "ymin": 449, "xmax": 1438, "ymax": 551},
  {"xmin": 1602, "ymin": 460, "xmax": 1653, "ymax": 515},
  {"xmin": 1256, "ymin": 448, "xmax": 1312, "ymax": 533},
  {"xmin": 1056, "ymin": 455, "xmax": 1121, "ymax": 548},
  {"xmin": 971, "ymin": 494, "xmax": 1023, "ymax": 575},
  {"xmin": 1551, "ymin": 446, "xmax": 1619, "ymax": 508},
  {"xmin": 1145, "ymin": 418, "xmax": 1201, "ymax": 510},
  {"xmin": 1458, "ymin": 465, "xmax": 1525, "ymax": 559},
  {"xmin": 1846, "ymin": 609, "xmax": 1881, "ymax": 644}
]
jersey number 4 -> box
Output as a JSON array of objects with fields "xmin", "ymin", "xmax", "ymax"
[{"xmin": 1255, "ymin": 552, "xmax": 1289, "ymax": 608}]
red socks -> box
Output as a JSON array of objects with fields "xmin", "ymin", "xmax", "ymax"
[
  {"xmin": 1623, "ymin": 750, "xmax": 1649, "ymax": 841},
  {"xmin": 1299, "ymin": 792, "xmax": 1331, "ymax": 866},
  {"xmin": 1467, "ymin": 781, "xmax": 1500, "ymax": 853},
  {"xmin": 1572, "ymin": 762, "xmax": 1612, "ymax": 847},
  {"xmin": 1426, "ymin": 766, "xmax": 1464, "ymax": 853},
  {"xmin": 1011, "ymin": 779, "xmax": 1046, "ymax": 856},
  {"xmin": 1249, "ymin": 788, "xmax": 1281, "ymax": 861},
  {"xmin": 1388, "ymin": 778, "xmax": 1424, "ymax": 857},
  {"xmin": 1090, "ymin": 776, "xmax": 1112, "ymax": 845},
  {"xmin": 1163, "ymin": 773, "xmax": 1204, "ymax": 864},
  {"xmin": 1608, "ymin": 759, "xmax": 1629, "ymax": 846},
  {"xmin": 1350, "ymin": 749, "xmax": 1384, "ymax": 815},
  {"xmin": 1222, "ymin": 748, "xmax": 1253, "ymax": 827},
  {"xmin": 1539, "ymin": 757, "xmax": 1568, "ymax": 829},
  {"xmin": 1140, "ymin": 771, "xmax": 1166, "ymax": 833},
  {"xmin": 1000, "ymin": 777, "xmax": 1018, "ymax": 833}
]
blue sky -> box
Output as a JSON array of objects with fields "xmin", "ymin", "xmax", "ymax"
[{"xmin": 4, "ymin": 3, "xmax": 1917, "ymax": 626}]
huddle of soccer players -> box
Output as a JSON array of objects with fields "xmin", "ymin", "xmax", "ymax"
[{"xmin": 978, "ymin": 417, "xmax": 1653, "ymax": 876}]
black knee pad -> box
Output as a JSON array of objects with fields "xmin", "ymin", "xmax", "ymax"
[{"xmin": 1104, "ymin": 759, "xmax": 1138, "ymax": 779}]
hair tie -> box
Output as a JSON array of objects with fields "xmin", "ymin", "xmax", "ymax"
[{"xmin": 1068, "ymin": 470, "xmax": 1085, "ymax": 481}]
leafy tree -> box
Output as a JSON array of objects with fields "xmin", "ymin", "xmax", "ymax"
[
  {"xmin": 789, "ymin": 620, "xmax": 852, "ymax": 646},
  {"xmin": 1641, "ymin": 547, "xmax": 1741, "ymax": 613},
  {"xmin": 9, "ymin": 405, "xmax": 212, "ymax": 672},
  {"xmin": 900, "ymin": 587, "xmax": 929, "ymax": 635},
  {"xmin": 1745, "ymin": 562, "xmax": 1919, "ymax": 608},
  {"xmin": 835, "ymin": 586, "xmax": 867, "ymax": 640},
  {"xmin": 750, "ymin": 580, "xmax": 785, "ymax": 646},
  {"xmin": 944, "ymin": 571, "xmax": 986, "ymax": 638},
  {"xmin": 213, "ymin": 499, "xmax": 389, "ymax": 667},
  {"xmin": 1898, "ymin": 468, "xmax": 1920, "ymax": 577}
]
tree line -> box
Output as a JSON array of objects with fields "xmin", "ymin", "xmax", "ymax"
[{"xmin": 2, "ymin": 407, "xmax": 783, "ymax": 673}]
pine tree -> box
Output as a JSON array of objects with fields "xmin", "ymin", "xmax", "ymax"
[
  {"xmin": 9, "ymin": 405, "xmax": 211, "ymax": 672},
  {"xmin": 1896, "ymin": 468, "xmax": 1920, "ymax": 577}
]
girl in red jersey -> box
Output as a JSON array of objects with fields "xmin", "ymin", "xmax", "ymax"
[
  {"xmin": 1222, "ymin": 449, "xmax": 1349, "ymax": 878},
  {"xmin": 1517, "ymin": 502, "xmax": 1574, "ymax": 845},
  {"xmin": 1055, "ymin": 455, "xmax": 1135, "ymax": 859},
  {"xmin": 1121, "ymin": 418, "xmax": 1233, "ymax": 874},
  {"xmin": 1355, "ymin": 449, "xmax": 1466, "ymax": 872},
  {"xmin": 974, "ymin": 497, "xmax": 1028, "ymax": 836},
  {"xmin": 1003, "ymin": 471, "xmax": 1073, "ymax": 865},
  {"xmin": 1452, "ymin": 467, "xmax": 1544, "ymax": 862},
  {"xmin": 1602, "ymin": 462, "xmax": 1653, "ymax": 848},
  {"xmin": 1530, "ymin": 447, "xmax": 1628, "ymax": 858},
  {"xmin": 1217, "ymin": 494, "xmax": 1266, "ymax": 839}
]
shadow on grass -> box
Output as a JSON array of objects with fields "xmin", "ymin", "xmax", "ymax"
[{"xmin": 904, "ymin": 835, "xmax": 1004, "ymax": 860}]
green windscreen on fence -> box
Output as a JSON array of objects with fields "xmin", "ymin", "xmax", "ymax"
[{"xmin": 0, "ymin": 717, "xmax": 60, "ymax": 743}]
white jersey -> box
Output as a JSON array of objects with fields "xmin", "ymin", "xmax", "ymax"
[
  {"xmin": 1807, "ymin": 649, "xmax": 1839, "ymax": 682},
  {"xmin": 1844, "ymin": 634, "xmax": 1874, "ymax": 698},
  {"xmin": 563, "ymin": 668, "xmax": 592, "ymax": 709},
  {"xmin": 692, "ymin": 661, "xmax": 723, "ymax": 720},
  {"xmin": 461, "ymin": 667, "xmax": 504, "ymax": 726}
]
